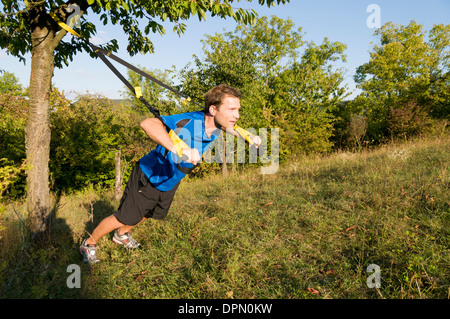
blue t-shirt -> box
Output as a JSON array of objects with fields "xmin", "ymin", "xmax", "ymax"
[{"xmin": 139, "ymin": 111, "xmax": 220, "ymax": 191}]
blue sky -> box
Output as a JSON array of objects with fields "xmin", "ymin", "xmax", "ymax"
[{"xmin": 1, "ymin": 0, "xmax": 449, "ymax": 100}]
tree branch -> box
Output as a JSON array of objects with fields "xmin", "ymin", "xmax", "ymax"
[{"xmin": 0, "ymin": 0, "xmax": 46, "ymax": 17}]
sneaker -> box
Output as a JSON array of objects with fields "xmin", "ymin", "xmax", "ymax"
[
  {"xmin": 112, "ymin": 230, "xmax": 141, "ymax": 249},
  {"xmin": 79, "ymin": 239, "xmax": 100, "ymax": 264}
]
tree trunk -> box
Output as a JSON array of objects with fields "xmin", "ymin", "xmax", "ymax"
[
  {"xmin": 222, "ymin": 133, "xmax": 227, "ymax": 176},
  {"xmin": 115, "ymin": 149, "xmax": 123, "ymax": 201},
  {"xmin": 26, "ymin": 8, "xmax": 55, "ymax": 236}
]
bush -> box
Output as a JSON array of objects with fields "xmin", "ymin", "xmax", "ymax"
[{"xmin": 387, "ymin": 100, "xmax": 433, "ymax": 138}]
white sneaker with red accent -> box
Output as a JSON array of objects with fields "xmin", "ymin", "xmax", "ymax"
[
  {"xmin": 79, "ymin": 239, "xmax": 100, "ymax": 264},
  {"xmin": 112, "ymin": 230, "xmax": 141, "ymax": 249}
]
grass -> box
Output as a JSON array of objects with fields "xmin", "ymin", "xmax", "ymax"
[{"xmin": 1, "ymin": 135, "xmax": 449, "ymax": 299}]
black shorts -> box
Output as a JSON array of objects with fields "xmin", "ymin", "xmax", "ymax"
[{"xmin": 114, "ymin": 162, "xmax": 180, "ymax": 226}]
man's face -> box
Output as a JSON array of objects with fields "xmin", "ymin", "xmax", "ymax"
[{"xmin": 210, "ymin": 95, "xmax": 241, "ymax": 129}]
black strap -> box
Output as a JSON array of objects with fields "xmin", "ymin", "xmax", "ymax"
[
  {"xmin": 90, "ymin": 44, "xmax": 162, "ymax": 119},
  {"xmin": 90, "ymin": 44, "xmax": 202, "ymax": 107},
  {"xmin": 90, "ymin": 44, "xmax": 198, "ymax": 174}
]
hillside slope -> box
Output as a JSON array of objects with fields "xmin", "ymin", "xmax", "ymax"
[{"xmin": 2, "ymin": 136, "xmax": 449, "ymax": 299}]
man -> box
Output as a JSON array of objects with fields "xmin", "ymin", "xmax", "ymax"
[{"xmin": 79, "ymin": 84, "xmax": 260, "ymax": 264}]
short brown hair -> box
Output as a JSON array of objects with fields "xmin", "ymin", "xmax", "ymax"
[{"xmin": 204, "ymin": 84, "xmax": 241, "ymax": 114}]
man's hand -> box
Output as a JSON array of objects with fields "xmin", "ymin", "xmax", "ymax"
[
  {"xmin": 180, "ymin": 147, "xmax": 201, "ymax": 165},
  {"xmin": 251, "ymin": 135, "xmax": 261, "ymax": 148}
]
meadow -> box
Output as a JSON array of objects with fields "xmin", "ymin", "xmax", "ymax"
[{"xmin": 1, "ymin": 135, "xmax": 449, "ymax": 299}]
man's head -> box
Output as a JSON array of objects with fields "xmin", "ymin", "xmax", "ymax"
[{"xmin": 204, "ymin": 84, "xmax": 242, "ymax": 129}]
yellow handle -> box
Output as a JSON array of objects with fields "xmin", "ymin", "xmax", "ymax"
[
  {"xmin": 234, "ymin": 125, "xmax": 255, "ymax": 146},
  {"xmin": 168, "ymin": 129, "xmax": 189, "ymax": 158},
  {"xmin": 134, "ymin": 87, "xmax": 143, "ymax": 98},
  {"xmin": 50, "ymin": 12, "xmax": 82, "ymax": 38}
]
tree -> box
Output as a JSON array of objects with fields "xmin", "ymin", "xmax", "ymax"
[
  {"xmin": 271, "ymin": 38, "xmax": 349, "ymax": 155},
  {"xmin": 0, "ymin": 91, "xmax": 28, "ymax": 199},
  {"xmin": 179, "ymin": 15, "xmax": 349, "ymax": 162},
  {"xmin": 0, "ymin": 72, "xmax": 28, "ymax": 199},
  {"xmin": 0, "ymin": 71, "xmax": 24, "ymax": 95},
  {"xmin": 49, "ymin": 90, "xmax": 150, "ymax": 193},
  {"xmin": 181, "ymin": 16, "xmax": 348, "ymax": 158},
  {"xmin": 0, "ymin": 0, "xmax": 290, "ymax": 236},
  {"xmin": 236, "ymin": 15, "xmax": 302, "ymax": 87},
  {"xmin": 354, "ymin": 20, "xmax": 449, "ymax": 142},
  {"xmin": 181, "ymin": 15, "xmax": 302, "ymax": 129},
  {"xmin": 124, "ymin": 66, "xmax": 192, "ymax": 116},
  {"xmin": 180, "ymin": 15, "xmax": 304, "ymax": 173}
]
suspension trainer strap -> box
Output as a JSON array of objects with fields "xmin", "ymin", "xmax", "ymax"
[{"xmin": 91, "ymin": 45, "xmax": 195, "ymax": 103}]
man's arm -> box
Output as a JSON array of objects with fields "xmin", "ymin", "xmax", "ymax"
[
  {"xmin": 140, "ymin": 118, "xmax": 200, "ymax": 164},
  {"xmin": 223, "ymin": 126, "xmax": 261, "ymax": 148},
  {"xmin": 222, "ymin": 126, "xmax": 240, "ymax": 137}
]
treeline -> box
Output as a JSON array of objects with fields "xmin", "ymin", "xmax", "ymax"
[{"xmin": 1, "ymin": 17, "xmax": 448, "ymax": 198}]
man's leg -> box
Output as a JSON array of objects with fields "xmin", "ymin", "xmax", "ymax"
[
  {"xmin": 80, "ymin": 214, "xmax": 125, "ymax": 264},
  {"xmin": 116, "ymin": 217, "xmax": 147, "ymax": 235},
  {"xmin": 85, "ymin": 214, "xmax": 125, "ymax": 245},
  {"xmin": 112, "ymin": 217, "xmax": 146, "ymax": 249}
]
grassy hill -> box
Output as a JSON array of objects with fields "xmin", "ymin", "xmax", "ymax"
[{"xmin": 1, "ymin": 135, "xmax": 449, "ymax": 299}]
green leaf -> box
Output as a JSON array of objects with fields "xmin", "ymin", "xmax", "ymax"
[
  {"xmin": 190, "ymin": 1, "xmax": 197, "ymax": 15},
  {"xmin": 198, "ymin": 8, "xmax": 206, "ymax": 21}
]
